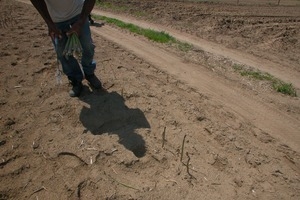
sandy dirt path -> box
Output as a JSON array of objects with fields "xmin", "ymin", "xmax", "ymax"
[{"xmin": 93, "ymin": 10, "xmax": 300, "ymax": 90}]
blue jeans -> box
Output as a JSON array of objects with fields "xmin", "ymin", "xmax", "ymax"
[{"xmin": 53, "ymin": 15, "xmax": 96, "ymax": 81}]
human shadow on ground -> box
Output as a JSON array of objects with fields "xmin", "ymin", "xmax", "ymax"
[{"xmin": 79, "ymin": 89, "xmax": 150, "ymax": 158}]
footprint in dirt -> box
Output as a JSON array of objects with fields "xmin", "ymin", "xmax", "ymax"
[{"xmin": 79, "ymin": 90, "xmax": 150, "ymax": 158}]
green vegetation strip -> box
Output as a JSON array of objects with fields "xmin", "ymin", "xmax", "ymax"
[
  {"xmin": 93, "ymin": 15, "xmax": 174, "ymax": 43},
  {"xmin": 233, "ymin": 64, "xmax": 297, "ymax": 97},
  {"xmin": 92, "ymin": 15, "xmax": 192, "ymax": 51}
]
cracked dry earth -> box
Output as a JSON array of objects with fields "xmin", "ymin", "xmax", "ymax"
[{"xmin": 0, "ymin": 0, "xmax": 300, "ymax": 200}]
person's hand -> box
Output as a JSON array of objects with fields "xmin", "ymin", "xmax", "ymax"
[
  {"xmin": 47, "ymin": 23, "xmax": 62, "ymax": 40},
  {"xmin": 67, "ymin": 19, "xmax": 84, "ymax": 36}
]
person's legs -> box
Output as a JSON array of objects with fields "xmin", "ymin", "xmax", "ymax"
[
  {"xmin": 53, "ymin": 20, "xmax": 84, "ymax": 97},
  {"xmin": 79, "ymin": 20, "xmax": 102, "ymax": 89},
  {"xmin": 52, "ymin": 16, "xmax": 102, "ymax": 96},
  {"xmin": 79, "ymin": 19, "xmax": 95, "ymax": 75},
  {"xmin": 54, "ymin": 23, "xmax": 84, "ymax": 82}
]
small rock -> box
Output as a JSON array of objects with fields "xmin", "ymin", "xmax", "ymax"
[{"xmin": 32, "ymin": 142, "xmax": 39, "ymax": 149}]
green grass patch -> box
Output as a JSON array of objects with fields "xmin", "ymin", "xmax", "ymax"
[
  {"xmin": 93, "ymin": 15, "xmax": 192, "ymax": 47},
  {"xmin": 233, "ymin": 64, "xmax": 297, "ymax": 97},
  {"xmin": 94, "ymin": 15, "xmax": 194, "ymax": 50},
  {"xmin": 240, "ymin": 70, "xmax": 273, "ymax": 81},
  {"xmin": 273, "ymin": 82, "xmax": 297, "ymax": 96}
]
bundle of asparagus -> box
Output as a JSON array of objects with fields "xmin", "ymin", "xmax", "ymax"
[{"xmin": 63, "ymin": 33, "xmax": 82, "ymax": 60}]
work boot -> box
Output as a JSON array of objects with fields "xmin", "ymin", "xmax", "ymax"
[
  {"xmin": 86, "ymin": 74, "xmax": 102, "ymax": 89},
  {"xmin": 69, "ymin": 79, "xmax": 83, "ymax": 97}
]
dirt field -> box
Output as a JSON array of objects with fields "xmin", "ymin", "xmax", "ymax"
[{"xmin": 0, "ymin": 0, "xmax": 300, "ymax": 199}]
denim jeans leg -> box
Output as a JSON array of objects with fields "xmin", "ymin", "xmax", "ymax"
[
  {"xmin": 53, "ymin": 19, "xmax": 84, "ymax": 81},
  {"xmin": 79, "ymin": 19, "xmax": 96, "ymax": 76},
  {"xmin": 56, "ymin": 36, "xmax": 83, "ymax": 81}
]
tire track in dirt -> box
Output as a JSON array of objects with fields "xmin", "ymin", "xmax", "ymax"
[
  {"xmin": 93, "ymin": 10, "xmax": 300, "ymax": 90},
  {"xmin": 91, "ymin": 25, "xmax": 300, "ymax": 151}
]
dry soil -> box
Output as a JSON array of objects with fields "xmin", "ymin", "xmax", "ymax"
[{"xmin": 0, "ymin": 0, "xmax": 300, "ymax": 200}]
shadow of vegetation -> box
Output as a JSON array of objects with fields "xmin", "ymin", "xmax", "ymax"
[{"xmin": 79, "ymin": 90, "xmax": 150, "ymax": 158}]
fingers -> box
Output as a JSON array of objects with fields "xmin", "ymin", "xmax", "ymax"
[
  {"xmin": 49, "ymin": 32, "xmax": 62, "ymax": 40},
  {"xmin": 66, "ymin": 29, "xmax": 78, "ymax": 36},
  {"xmin": 47, "ymin": 24, "xmax": 62, "ymax": 39},
  {"xmin": 67, "ymin": 19, "xmax": 84, "ymax": 36},
  {"xmin": 66, "ymin": 26, "xmax": 80, "ymax": 36}
]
